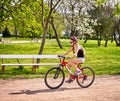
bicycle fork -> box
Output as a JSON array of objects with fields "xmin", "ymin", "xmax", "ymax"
[{"xmin": 53, "ymin": 68, "xmax": 61, "ymax": 79}]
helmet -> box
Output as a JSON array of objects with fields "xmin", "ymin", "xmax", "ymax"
[{"xmin": 70, "ymin": 36, "xmax": 78, "ymax": 43}]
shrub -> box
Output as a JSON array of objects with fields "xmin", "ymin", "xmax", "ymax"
[{"xmin": 3, "ymin": 27, "xmax": 11, "ymax": 37}]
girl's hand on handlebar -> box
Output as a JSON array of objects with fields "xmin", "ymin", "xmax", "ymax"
[
  {"xmin": 58, "ymin": 55, "xmax": 65, "ymax": 58},
  {"xmin": 58, "ymin": 55, "xmax": 71, "ymax": 59}
]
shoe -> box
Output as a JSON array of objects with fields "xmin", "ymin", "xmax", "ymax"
[
  {"xmin": 74, "ymin": 70, "xmax": 81, "ymax": 77},
  {"xmin": 65, "ymin": 78, "xmax": 74, "ymax": 83}
]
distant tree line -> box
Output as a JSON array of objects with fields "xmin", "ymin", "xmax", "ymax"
[{"xmin": 0, "ymin": 0, "xmax": 120, "ymax": 48}]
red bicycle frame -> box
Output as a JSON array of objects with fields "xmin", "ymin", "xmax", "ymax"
[
  {"xmin": 59, "ymin": 56, "xmax": 76, "ymax": 75},
  {"xmin": 59, "ymin": 56, "xmax": 85, "ymax": 79}
]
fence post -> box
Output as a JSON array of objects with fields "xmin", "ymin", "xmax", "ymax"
[
  {"xmin": 1, "ymin": 58, "xmax": 5, "ymax": 73},
  {"xmin": 32, "ymin": 58, "xmax": 37, "ymax": 73}
]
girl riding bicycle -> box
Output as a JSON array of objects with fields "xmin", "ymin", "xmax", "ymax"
[
  {"xmin": 62, "ymin": 35, "xmax": 85, "ymax": 83},
  {"xmin": 45, "ymin": 37, "xmax": 94, "ymax": 89}
]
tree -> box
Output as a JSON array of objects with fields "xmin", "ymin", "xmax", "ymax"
[
  {"xmin": 87, "ymin": 0, "xmax": 120, "ymax": 47},
  {"xmin": 0, "ymin": 0, "xmax": 13, "ymax": 32},
  {"xmin": 3, "ymin": 27, "xmax": 11, "ymax": 37},
  {"xmin": 114, "ymin": 3, "xmax": 120, "ymax": 46},
  {"xmin": 15, "ymin": 0, "xmax": 43, "ymax": 39},
  {"xmin": 49, "ymin": 17, "xmax": 63, "ymax": 49},
  {"xmin": 62, "ymin": 0, "xmax": 81, "ymax": 36},
  {"xmin": 114, "ymin": 18, "xmax": 120, "ymax": 46},
  {"xmin": 37, "ymin": 0, "xmax": 63, "ymax": 56},
  {"xmin": 32, "ymin": 0, "xmax": 63, "ymax": 73}
]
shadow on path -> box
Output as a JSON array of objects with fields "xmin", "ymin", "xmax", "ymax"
[{"xmin": 9, "ymin": 87, "xmax": 81, "ymax": 95}]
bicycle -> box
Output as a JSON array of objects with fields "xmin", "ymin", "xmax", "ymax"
[{"xmin": 44, "ymin": 55, "xmax": 95, "ymax": 89}]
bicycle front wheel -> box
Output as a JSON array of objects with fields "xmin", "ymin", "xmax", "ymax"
[
  {"xmin": 76, "ymin": 67, "xmax": 95, "ymax": 88},
  {"xmin": 44, "ymin": 67, "xmax": 65, "ymax": 89}
]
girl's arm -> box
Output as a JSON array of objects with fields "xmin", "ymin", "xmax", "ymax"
[
  {"xmin": 70, "ymin": 53, "xmax": 76, "ymax": 58},
  {"xmin": 63, "ymin": 47, "xmax": 73, "ymax": 56}
]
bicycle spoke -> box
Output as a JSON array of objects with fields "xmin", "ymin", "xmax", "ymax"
[
  {"xmin": 44, "ymin": 67, "xmax": 65, "ymax": 89},
  {"xmin": 76, "ymin": 67, "xmax": 95, "ymax": 88}
]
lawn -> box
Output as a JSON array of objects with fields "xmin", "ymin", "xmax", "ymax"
[{"xmin": 0, "ymin": 38, "xmax": 120, "ymax": 79}]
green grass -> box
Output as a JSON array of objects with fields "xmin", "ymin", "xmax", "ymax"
[{"xmin": 0, "ymin": 39, "xmax": 120, "ymax": 79}]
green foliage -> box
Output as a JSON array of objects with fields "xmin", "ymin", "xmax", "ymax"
[
  {"xmin": 114, "ymin": 3, "xmax": 120, "ymax": 17},
  {"xmin": 15, "ymin": 2, "xmax": 43, "ymax": 38},
  {"xmin": 96, "ymin": 0, "xmax": 107, "ymax": 6},
  {"xmin": 87, "ymin": 1, "xmax": 120, "ymax": 46},
  {"xmin": 0, "ymin": 1, "xmax": 12, "ymax": 29},
  {"xmin": 1, "ymin": 0, "xmax": 45, "ymax": 38},
  {"xmin": 1, "ymin": 0, "xmax": 119, "ymax": 40}
]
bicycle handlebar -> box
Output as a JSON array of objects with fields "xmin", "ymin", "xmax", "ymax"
[
  {"xmin": 58, "ymin": 55, "xmax": 71, "ymax": 62},
  {"xmin": 58, "ymin": 55, "xmax": 65, "ymax": 59}
]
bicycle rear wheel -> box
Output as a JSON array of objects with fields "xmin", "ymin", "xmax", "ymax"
[
  {"xmin": 44, "ymin": 67, "xmax": 65, "ymax": 89},
  {"xmin": 76, "ymin": 67, "xmax": 95, "ymax": 88}
]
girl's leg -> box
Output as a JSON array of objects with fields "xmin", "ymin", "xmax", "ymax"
[
  {"xmin": 68, "ymin": 58, "xmax": 82, "ymax": 76},
  {"xmin": 65, "ymin": 58, "xmax": 83, "ymax": 83},
  {"xmin": 68, "ymin": 58, "xmax": 82, "ymax": 69}
]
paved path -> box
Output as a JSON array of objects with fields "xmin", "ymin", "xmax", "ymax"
[{"xmin": 0, "ymin": 75, "xmax": 120, "ymax": 101}]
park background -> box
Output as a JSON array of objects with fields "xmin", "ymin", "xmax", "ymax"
[{"xmin": 0, "ymin": 0, "xmax": 120, "ymax": 78}]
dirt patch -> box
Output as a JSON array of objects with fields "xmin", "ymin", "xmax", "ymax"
[{"xmin": 0, "ymin": 75, "xmax": 120, "ymax": 101}]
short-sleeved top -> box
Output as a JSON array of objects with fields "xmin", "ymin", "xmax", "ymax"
[{"xmin": 74, "ymin": 44, "xmax": 85, "ymax": 58}]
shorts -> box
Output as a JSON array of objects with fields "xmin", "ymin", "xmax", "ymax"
[{"xmin": 79, "ymin": 57, "xmax": 85, "ymax": 63}]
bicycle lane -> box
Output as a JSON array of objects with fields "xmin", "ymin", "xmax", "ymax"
[{"xmin": 0, "ymin": 75, "xmax": 120, "ymax": 101}]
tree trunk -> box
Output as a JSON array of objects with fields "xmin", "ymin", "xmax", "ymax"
[
  {"xmin": 14, "ymin": 20, "xmax": 18, "ymax": 39},
  {"xmin": 50, "ymin": 19, "xmax": 63, "ymax": 49},
  {"xmin": 32, "ymin": 0, "xmax": 62, "ymax": 73},
  {"xmin": 117, "ymin": 20, "xmax": 120, "ymax": 46},
  {"xmin": 97, "ymin": 32, "xmax": 101, "ymax": 47},
  {"xmin": 32, "ymin": 27, "xmax": 47, "ymax": 73},
  {"xmin": 37, "ymin": 28, "xmax": 47, "ymax": 62},
  {"xmin": 31, "ymin": 32, "xmax": 34, "ymax": 40},
  {"xmin": 114, "ymin": 33, "xmax": 120, "ymax": 46},
  {"xmin": 104, "ymin": 39, "xmax": 108, "ymax": 47},
  {"xmin": 98, "ymin": 39, "xmax": 101, "ymax": 46},
  {"xmin": 84, "ymin": 34, "xmax": 90, "ymax": 43},
  {"xmin": 114, "ymin": 18, "xmax": 120, "ymax": 46}
]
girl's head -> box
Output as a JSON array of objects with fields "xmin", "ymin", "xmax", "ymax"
[
  {"xmin": 70, "ymin": 36, "xmax": 78, "ymax": 53},
  {"xmin": 70, "ymin": 36, "xmax": 78, "ymax": 44}
]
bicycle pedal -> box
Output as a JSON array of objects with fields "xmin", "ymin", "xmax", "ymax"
[{"xmin": 65, "ymin": 78, "xmax": 74, "ymax": 83}]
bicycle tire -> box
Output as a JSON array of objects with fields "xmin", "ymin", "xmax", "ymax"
[
  {"xmin": 76, "ymin": 67, "xmax": 95, "ymax": 88},
  {"xmin": 44, "ymin": 67, "xmax": 65, "ymax": 89}
]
